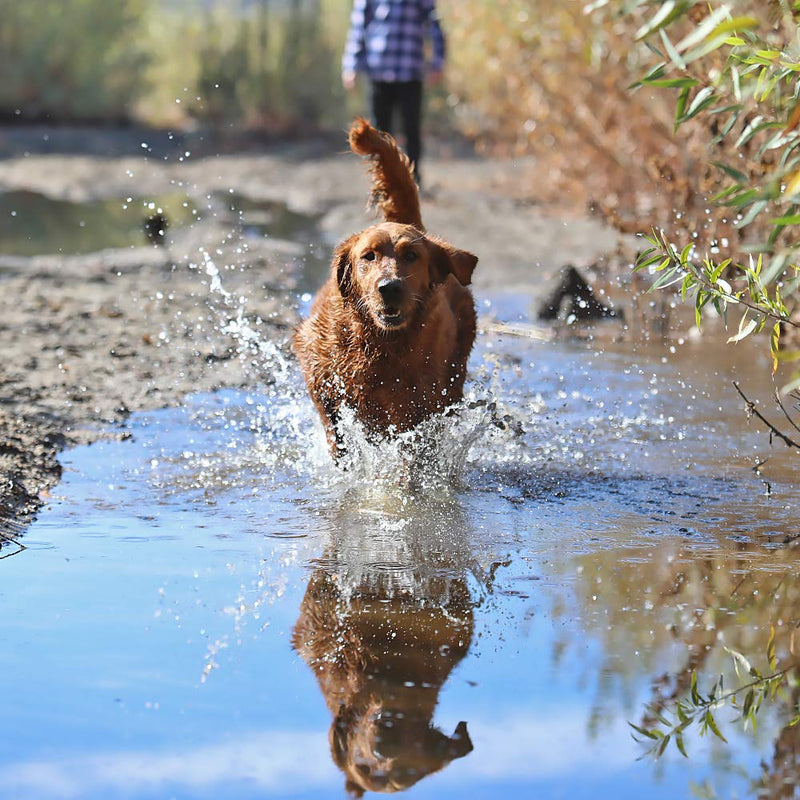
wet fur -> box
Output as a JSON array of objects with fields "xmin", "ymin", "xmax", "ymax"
[
  {"xmin": 293, "ymin": 118, "xmax": 478, "ymax": 455},
  {"xmin": 348, "ymin": 120, "xmax": 423, "ymax": 230},
  {"xmin": 292, "ymin": 568, "xmax": 474, "ymax": 796}
]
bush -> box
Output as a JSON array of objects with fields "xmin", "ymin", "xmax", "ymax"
[
  {"xmin": 0, "ymin": 0, "xmax": 149, "ymax": 122},
  {"xmin": 139, "ymin": 0, "xmax": 349, "ymax": 131},
  {"xmin": 614, "ymin": 1, "xmax": 800, "ymax": 396}
]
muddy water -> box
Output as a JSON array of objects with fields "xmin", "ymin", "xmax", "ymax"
[
  {"xmin": 1, "ymin": 270, "xmax": 798, "ymax": 800},
  {"xmin": 0, "ymin": 190, "xmax": 200, "ymax": 256}
]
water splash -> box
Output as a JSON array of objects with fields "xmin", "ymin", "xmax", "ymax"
[{"xmin": 181, "ymin": 248, "xmax": 524, "ymax": 499}]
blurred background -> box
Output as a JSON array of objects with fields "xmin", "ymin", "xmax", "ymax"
[{"xmin": 0, "ymin": 0, "xmax": 680, "ymax": 225}]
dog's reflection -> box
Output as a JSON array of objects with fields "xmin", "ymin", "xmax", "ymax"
[{"xmin": 292, "ymin": 499, "xmax": 477, "ymax": 796}]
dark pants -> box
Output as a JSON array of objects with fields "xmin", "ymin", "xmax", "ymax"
[{"xmin": 371, "ymin": 80, "xmax": 423, "ymax": 184}]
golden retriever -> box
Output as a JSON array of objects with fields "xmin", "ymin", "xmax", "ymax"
[{"xmin": 293, "ymin": 118, "xmax": 478, "ymax": 456}]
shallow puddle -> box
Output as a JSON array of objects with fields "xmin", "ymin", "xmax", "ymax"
[
  {"xmin": 0, "ymin": 189, "xmax": 323, "ymax": 268},
  {"xmin": 0, "ymin": 190, "xmax": 198, "ymax": 256},
  {"xmin": 1, "ymin": 284, "xmax": 798, "ymax": 799}
]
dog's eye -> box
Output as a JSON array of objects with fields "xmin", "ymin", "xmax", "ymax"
[
  {"xmin": 362, "ymin": 250, "xmax": 376, "ymax": 261},
  {"xmin": 402, "ymin": 250, "xmax": 418, "ymax": 262}
]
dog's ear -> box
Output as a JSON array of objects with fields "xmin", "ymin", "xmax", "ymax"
[
  {"xmin": 333, "ymin": 237, "xmax": 357, "ymax": 297},
  {"xmin": 428, "ymin": 237, "xmax": 478, "ymax": 287}
]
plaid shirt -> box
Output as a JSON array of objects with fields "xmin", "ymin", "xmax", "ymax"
[{"xmin": 342, "ymin": 0, "xmax": 446, "ymax": 83}]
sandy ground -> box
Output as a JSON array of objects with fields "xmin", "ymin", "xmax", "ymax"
[{"xmin": 0, "ymin": 127, "xmax": 632, "ymax": 535}]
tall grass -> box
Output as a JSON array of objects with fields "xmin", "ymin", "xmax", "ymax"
[
  {"xmin": 140, "ymin": 0, "xmax": 352, "ymax": 130},
  {"xmin": 441, "ymin": 1, "xmax": 681, "ymax": 219},
  {"xmin": 0, "ymin": 0, "xmax": 149, "ymax": 122},
  {"xmin": 0, "ymin": 0, "xmax": 353, "ymax": 130}
]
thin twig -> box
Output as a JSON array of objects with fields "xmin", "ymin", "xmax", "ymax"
[
  {"xmin": 733, "ymin": 381, "xmax": 800, "ymax": 451},
  {"xmin": 480, "ymin": 321, "xmax": 554, "ymax": 341},
  {"xmin": 774, "ymin": 388, "xmax": 800, "ymax": 436},
  {"xmin": 0, "ymin": 531, "xmax": 26, "ymax": 559}
]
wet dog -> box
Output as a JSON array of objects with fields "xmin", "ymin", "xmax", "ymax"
[
  {"xmin": 293, "ymin": 118, "xmax": 478, "ymax": 457},
  {"xmin": 292, "ymin": 564, "xmax": 474, "ymax": 796}
]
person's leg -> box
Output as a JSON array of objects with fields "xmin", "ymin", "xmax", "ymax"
[
  {"xmin": 371, "ymin": 81, "xmax": 395, "ymax": 136},
  {"xmin": 397, "ymin": 80, "xmax": 423, "ymax": 185}
]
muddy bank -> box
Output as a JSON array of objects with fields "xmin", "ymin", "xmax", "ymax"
[{"xmin": 0, "ymin": 130, "xmax": 631, "ymax": 535}]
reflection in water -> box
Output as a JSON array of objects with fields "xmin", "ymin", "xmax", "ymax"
[
  {"xmin": 0, "ymin": 531, "xmax": 25, "ymax": 559},
  {"xmin": 566, "ymin": 536, "xmax": 800, "ymax": 793},
  {"xmin": 292, "ymin": 496, "xmax": 483, "ymax": 796}
]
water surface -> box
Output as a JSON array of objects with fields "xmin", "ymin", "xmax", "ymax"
[{"xmin": 1, "ymin": 285, "xmax": 798, "ymax": 799}]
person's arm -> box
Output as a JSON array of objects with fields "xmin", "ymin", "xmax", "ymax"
[
  {"xmin": 342, "ymin": 0, "xmax": 368, "ymax": 89},
  {"xmin": 424, "ymin": 0, "xmax": 446, "ymax": 75}
]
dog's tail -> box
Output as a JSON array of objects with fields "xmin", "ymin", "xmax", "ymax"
[{"xmin": 349, "ymin": 117, "xmax": 424, "ymax": 231}]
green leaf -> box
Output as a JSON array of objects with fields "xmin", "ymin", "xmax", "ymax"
[
  {"xmin": 691, "ymin": 671, "xmax": 701, "ymax": 705},
  {"xmin": 704, "ymin": 711, "xmax": 728, "ymax": 743},
  {"xmin": 742, "ymin": 688, "xmax": 755, "ymax": 719},
  {"xmin": 712, "ymin": 160, "xmax": 748, "ymax": 183},
  {"xmin": 771, "ymin": 322, "xmax": 781, "ymax": 372},
  {"xmin": 710, "ymin": 258, "xmax": 732, "ymax": 281},
  {"xmin": 728, "ymin": 315, "xmax": 757, "ymax": 342},
  {"xmin": 736, "ymin": 199, "xmax": 770, "ymax": 228},
  {"xmin": 731, "ymin": 64, "xmax": 741, "ymax": 102},
  {"xmin": 636, "ymin": 0, "xmax": 687, "ymax": 41},
  {"xmin": 711, "ymin": 185, "xmax": 743, "ymax": 203},
  {"xmin": 659, "ymin": 27, "xmax": 687, "ymax": 70},
  {"xmin": 722, "ymin": 187, "xmax": 760, "ymax": 208},
  {"xmin": 676, "ymin": 6, "xmax": 734, "ymax": 53},
  {"xmin": 648, "ymin": 77, "xmax": 699, "ymax": 88},
  {"xmin": 681, "ymin": 272, "xmax": 696, "ymax": 300},
  {"xmin": 676, "ymin": 85, "xmax": 691, "ymax": 131},
  {"xmin": 726, "ymin": 647, "xmax": 754, "ymax": 678},
  {"xmin": 758, "ymin": 129, "xmax": 790, "ymax": 157},
  {"xmin": 709, "ymin": 16, "xmax": 760, "ymax": 38},
  {"xmin": 712, "ymin": 108, "xmax": 743, "ymax": 144},
  {"xmin": 652, "ymin": 266, "xmax": 683, "ymax": 290},
  {"xmin": 767, "ymin": 625, "xmax": 777, "ymax": 671},
  {"xmin": 736, "ymin": 117, "xmax": 775, "ymax": 149},
  {"xmin": 682, "ymin": 86, "xmax": 717, "ymax": 121},
  {"xmin": 629, "ymin": 722, "xmax": 660, "ymax": 740},
  {"xmin": 695, "ymin": 291, "xmax": 705, "ymax": 329},
  {"xmin": 716, "ymin": 277, "xmax": 735, "ymax": 296},
  {"xmin": 637, "ymin": 62, "xmax": 668, "ymax": 86},
  {"xmin": 770, "ymin": 213, "xmax": 800, "ymax": 225}
]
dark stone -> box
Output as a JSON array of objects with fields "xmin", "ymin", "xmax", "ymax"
[
  {"xmin": 538, "ymin": 265, "xmax": 620, "ymax": 322},
  {"xmin": 143, "ymin": 212, "xmax": 169, "ymax": 247}
]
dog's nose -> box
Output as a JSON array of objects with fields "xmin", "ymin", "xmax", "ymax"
[{"xmin": 377, "ymin": 278, "xmax": 404, "ymax": 306}]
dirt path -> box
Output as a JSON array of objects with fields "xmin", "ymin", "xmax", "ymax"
[{"xmin": 0, "ymin": 130, "xmax": 631, "ymax": 535}]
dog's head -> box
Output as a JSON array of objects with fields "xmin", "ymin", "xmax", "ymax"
[
  {"xmin": 334, "ymin": 222, "xmax": 477, "ymax": 331},
  {"xmin": 331, "ymin": 705, "xmax": 473, "ymax": 797}
]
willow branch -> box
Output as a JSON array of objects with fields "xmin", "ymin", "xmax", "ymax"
[{"xmin": 733, "ymin": 381, "xmax": 800, "ymax": 451}]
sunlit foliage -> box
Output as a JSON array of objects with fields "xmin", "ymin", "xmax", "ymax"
[
  {"xmin": 140, "ymin": 0, "xmax": 347, "ymax": 129},
  {"xmin": 614, "ymin": 1, "xmax": 800, "ymax": 391},
  {"xmin": 0, "ymin": 0, "xmax": 149, "ymax": 122},
  {"xmin": 0, "ymin": 0, "xmax": 349, "ymax": 130},
  {"xmin": 632, "ymin": 630, "xmax": 800, "ymax": 760}
]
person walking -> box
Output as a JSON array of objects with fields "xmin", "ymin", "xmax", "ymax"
[{"xmin": 342, "ymin": 0, "xmax": 445, "ymax": 186}]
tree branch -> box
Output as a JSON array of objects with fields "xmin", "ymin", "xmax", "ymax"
[{"xmin": 733, "ymin": 381, "xmax": 800, "ymax": 451}]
